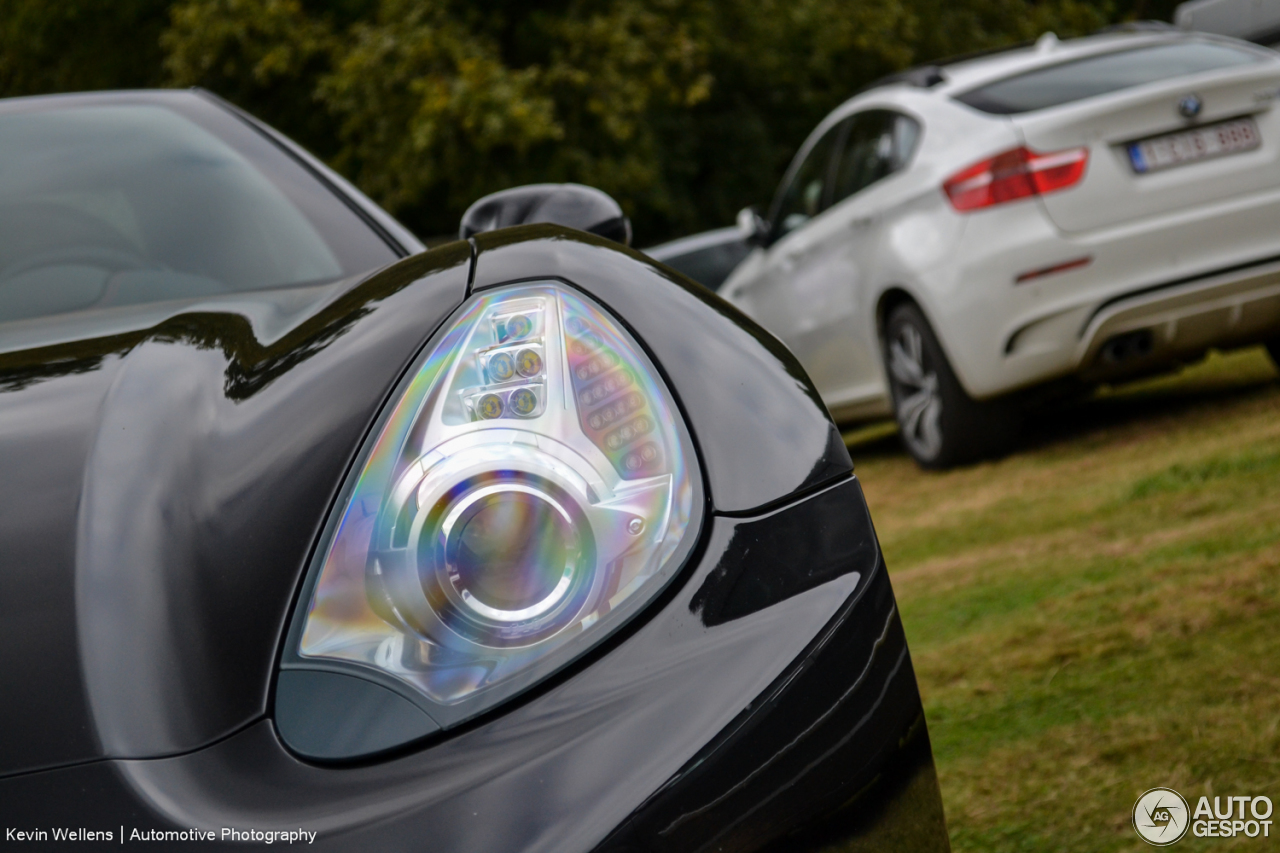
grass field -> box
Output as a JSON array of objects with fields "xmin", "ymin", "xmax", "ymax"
[{"xmin": 846, "ymin": 346, "xmax": 1280, "ymax": 852}]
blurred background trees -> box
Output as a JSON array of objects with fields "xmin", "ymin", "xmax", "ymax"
[{"xmin": 0, "ymin": 0, "xmax": 1174, "ymax": 242}]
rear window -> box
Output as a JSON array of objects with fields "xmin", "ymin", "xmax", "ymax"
[{"xmin": 954, "ymin": 41, "xmax": 1263, "ymax": 115}]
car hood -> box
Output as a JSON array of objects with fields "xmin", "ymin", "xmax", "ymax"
[
  {"xmin": 0, "ymin": 244, "xmax": 472, "ymax": 777},
  {"xmin": 0, "ymin": 227, "xmax": 852, "ymax": 780}
]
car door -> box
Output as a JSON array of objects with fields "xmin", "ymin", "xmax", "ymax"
[
  {"xmin": 747, "ymin": 110, "xmax": 920, "ymax": 415},
  {"xmin": 724, "ymin": 118, "xmax": 846, "ymax": 347}
]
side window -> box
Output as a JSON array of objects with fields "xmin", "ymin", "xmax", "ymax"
[
  {"xmin": 831, "ymin": 111, "xmax": 920, "ymax": 207},
  {"xmin": 772, "ymin": 120, "xmax": 845, "ymax": 240}
]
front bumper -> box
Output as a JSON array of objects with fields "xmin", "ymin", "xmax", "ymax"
[
  {"xmin": 599, "ymin": 479, "xmax": 948, "ymax": 852},
  {"xmin": 0, "ymin": 477, "xmax": 948, "ymax": 852}
]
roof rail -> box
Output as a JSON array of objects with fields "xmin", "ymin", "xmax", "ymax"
[
  {"xmin": 859, "ymin": 65, "xmax": 946, "ymax": 94},
  {"xmin": 858, "ymin": 22, "xmax": 1183, "ymax": 98},
  {"xmin": 1096, "ymin": 20, "xmax": 1183, "ymax": 35}
]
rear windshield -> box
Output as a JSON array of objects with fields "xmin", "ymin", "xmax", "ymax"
[
  {"xmin": 954, "ymin": 41, "xmax": 1264, "ymax": 115},
  {"xmin": 0, "ymin": 98, "xmax": 399, "ymax": 324}
]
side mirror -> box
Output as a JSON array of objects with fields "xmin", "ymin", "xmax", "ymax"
[
  {"xmin": 736, "ymin": 206, "xmax": 770, "ymax": 248},
  {"xmin": 460, "ymin": 183, "xmax": 632, "ymax": 246}
]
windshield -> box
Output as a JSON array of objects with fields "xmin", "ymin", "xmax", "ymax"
[
  {"xmin": 954, "ymin": 41, "xmax": 1264, "ymax": 115},
  {"xmin": 0, "ymin": 96, "xmax": 399, "ymax": 324}
]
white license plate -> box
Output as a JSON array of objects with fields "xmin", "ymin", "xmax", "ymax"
[{"xmin": 1128, "ymin": 117, "xmax": 1261, "ymax": 174}]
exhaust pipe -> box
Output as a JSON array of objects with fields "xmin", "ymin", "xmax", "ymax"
[{"xmin": 1099, "ymin": 329, "xmax": 1154, "ymax": 364}]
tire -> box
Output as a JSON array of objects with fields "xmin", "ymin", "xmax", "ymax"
[{"xmin": 883, "ymin": 302, "xmax": 1020, "ymax": 469}]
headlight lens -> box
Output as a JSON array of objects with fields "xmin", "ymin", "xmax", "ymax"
[{"xmin": 291, "ymin": 282, "xmax": 699, "ymax": 728}]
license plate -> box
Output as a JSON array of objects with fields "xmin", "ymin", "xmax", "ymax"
[{"xmin": 1128, "ymin": 117, "xmax": 1261, "ymax": 174}]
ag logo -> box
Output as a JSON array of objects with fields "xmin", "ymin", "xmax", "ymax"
[{"xmin": 1134, "ymin": 787, "xmax": 1190, "ymax": 845}]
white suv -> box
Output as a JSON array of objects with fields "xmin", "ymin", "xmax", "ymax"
[{"xmin": 721, "ymin": 27, "xmax": 1280, "ymax": 467}]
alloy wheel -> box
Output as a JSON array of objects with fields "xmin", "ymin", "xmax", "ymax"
[{"xmin": 888, "ymin": 322, "xmax": 942, "ymax": 460}]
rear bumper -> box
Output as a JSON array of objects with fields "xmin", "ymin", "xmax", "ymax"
[
  {"xmin": 924, "ymin": 184, "xmax": 1280, "ymax": 398},
  {"xmin": 1076, "ymin": 253, "xmax": 1280, "ymax": 379}
]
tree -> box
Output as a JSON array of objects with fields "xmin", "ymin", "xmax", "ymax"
[
  {"xmin": 3, "ymin": 0, "xmax": 1126, "ymax": 242},
  {"xmin": 0, "ymin": 0, "xmax": 170, "ymax": 97}
]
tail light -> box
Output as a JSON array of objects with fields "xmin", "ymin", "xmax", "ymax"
[{"xmin": 943, "ymin": 146, "xmax": 1088, "ymax": 212}]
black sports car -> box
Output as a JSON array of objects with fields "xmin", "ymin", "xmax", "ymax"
[{"xmin": 0, "ymin": 89, "xmax": 950, "ymax": 852}]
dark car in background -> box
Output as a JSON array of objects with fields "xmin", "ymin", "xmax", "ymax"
[
  {"xmin": 0, "ymin": 90, "xmax": 949, "ymax": 852},
  {"xmin": 643, "ymin": 221, "xmax": 754, "ymax": 292}
]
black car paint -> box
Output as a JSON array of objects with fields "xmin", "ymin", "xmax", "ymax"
[
  {"xmin": 460, "ymin": 183, "xmax": 632, "ymax": 247},
  {"xmin": 0, "ymin": 245, "xmax": 471, "ymax": 775},
  {"xmin": 3, "ymin": 478, "xmax": 945, "ymax": 852},
  {"xmin": 268, "ymin": 225, "xmax": 860, "ymax": 761},
  {"xmin": 0, "ymin": 131, "xmax": 945, "ymax": 850},
  {"xmin": 1, "ymin": 228, "xmax": 845, "ymax": 768},
  {"xmin": 602, "ymin": 489, "xmax": 946, "ymax": 852}
]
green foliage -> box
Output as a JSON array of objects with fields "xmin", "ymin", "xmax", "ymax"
[
  {"xmin": 0, "ymin": 0, "xmax": 170, "ymax": 95},
  {"xmin": 162, "ymin": 0, "xmax": 343, "ymax": 157},
  {"xmin": 318, "ymin": 2, "xmax": 561, "ymax": 228},
  {"xmin": 4, "ymin": 0, "xmax": 1126, "ymax": 241}
]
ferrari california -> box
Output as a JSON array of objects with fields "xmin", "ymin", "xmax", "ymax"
[{"xmin": 0, "ymin": 89, "xmax": 949, "ymax": 852}]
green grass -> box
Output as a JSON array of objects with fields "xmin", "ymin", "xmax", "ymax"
[{"xmin": 846, "ymin": 347, "xmax": 1280, "ymax": 852}]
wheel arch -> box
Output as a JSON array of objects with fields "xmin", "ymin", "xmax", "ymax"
[
  {"xmin": 875, "ymin": 286, "xmax": 923, "ymax": 345},
  {"xmin": 874, "ymin": 285, "xmax": 984, "ymax": 400}
]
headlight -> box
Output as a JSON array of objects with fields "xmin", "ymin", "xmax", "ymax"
[{"xmin": 286, "ymin": 282, "xmax": 699, "ymax": 733}]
